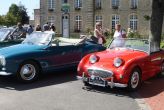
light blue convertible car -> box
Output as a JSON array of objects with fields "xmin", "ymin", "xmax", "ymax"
[{"xmin": 0, "ymin": 31, "xmax": 106, "ymax": 82}]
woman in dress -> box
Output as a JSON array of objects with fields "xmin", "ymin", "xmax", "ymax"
[{"xmin": 94, "ymin": 22, "xmax": 106, "ymax": 45}]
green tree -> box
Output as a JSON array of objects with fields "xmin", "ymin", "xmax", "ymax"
[
  {"xmin": 8, "ymin": 4, "xmax": 19, "ymax": 16},
  {"xmin": 0, "ymin": 15, "xmax": 5, "ymax": 25},
  {"xmin": 5, "ymin": 13, "xmax": 17, "ymax": 26},
  {"xmin": 149, "ymin": 0, "xmax": 164, "ymax": 49},
  {"xmin": 6, "ymin": 3, "xmax": 29, "ymax": 25},
  {"xmin": 18, "ymin": 4, "xmax": 29, "ymax": 24}
]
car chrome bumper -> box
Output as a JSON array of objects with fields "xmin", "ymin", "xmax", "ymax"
[
  {"xmin": 77, "ymin": 75, "xmax": 127, "ymax": 88},
  {"xmin": 0, "ymin": 71, "xmax": 12, "ymax": 76}
]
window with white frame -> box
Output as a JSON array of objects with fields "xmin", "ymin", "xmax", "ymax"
[
  {"xmin": 112, "ymin": 15, "xmax": 120, "ymax": 30},
  {"xmin": 48, "ymin": 0, "xmax": 55, "ymax": 10},
  {"xmin": 112, "ymin": 0, "xmax": 120, "ymax": 8},
  {"xmin": 48, "ymin": 16, "xmax": 55, "ymax": 24},
  {"xmin": 75, "ymin": 16, "xmax": 82, "ymax": 32},
  {"xmin": 62, "ymin": 0, "xmax": 68, "ymax": 4},
  {"xmin": 95, "ymin": 16, "xmax": 102, "ymax": 25},
  {"xmin": 129, "ymin": 14, "xmax": 138, "ymax": 31},
  {"xmin": 75, "ymin": 0, "xmax": 82, "ymax": 8},
  {"xmin": 95, "ymin": 0, "xmax": 101, "ymax": 9},
  {"xmin": 130, "ymin": 0, "xmax": 138, "ymax": 9}
]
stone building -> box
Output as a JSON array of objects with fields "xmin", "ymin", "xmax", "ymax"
[
  {"xmin": 39, "ymin": 0, "xmax": 164, "ymax": 37},
  {"xmin": 34, "ymin": 9, "xmax": 41, "ymax": 27}
]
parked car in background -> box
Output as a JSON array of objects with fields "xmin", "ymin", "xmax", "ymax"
[
  {"xmin": 77, "ymin": 38, "xmax": 164, "ymax": 91},
  {"xmin": 0, "ymin": 31, "xmax": 106, "ymax": 82},
  {"xmin": 0, "ymin": 28, "xmax": 23, "ymax": 48}
]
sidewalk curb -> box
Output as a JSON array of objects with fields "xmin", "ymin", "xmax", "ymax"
[{"xmin": 131, "ymin": 92, "xmax": 151, "ymax": 110}]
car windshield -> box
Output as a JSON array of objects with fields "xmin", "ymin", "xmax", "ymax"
[
  {"xmin": 0, "ymin": 29, "xmax": 11, "ymax": 41},
  {"xmin": 109, "ymin": 38, "xmax": 149, "ymax": 53},
  {"xmin": 22, "ymin": 32, "xmax": 52, "ymax": 45}
]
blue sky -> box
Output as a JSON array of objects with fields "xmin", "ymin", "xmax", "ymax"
[{"xmin": 0, "ymin": 0, "xmax": 40, "ymax": 20}]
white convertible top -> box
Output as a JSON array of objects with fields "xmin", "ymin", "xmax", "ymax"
[{"xmin": 57, "ymin": 37, "xmax": 84, "ymax": 44}]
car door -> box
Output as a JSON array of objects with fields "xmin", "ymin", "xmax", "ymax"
[
  {"xmin": 67, "ymin": 44, "xmax": 84, "ymax": 63},
  {"xmin": 46, "ymin": 45, "xmax": 83, "ymax": 68},
  {"xmin": 149, "ymin": 51, "xmax": 163, "ymax": 76}
]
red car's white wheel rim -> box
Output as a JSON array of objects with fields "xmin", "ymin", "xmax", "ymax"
[
  {"xmin": 20, "ymin": 64, "xmax": 36, "ymax": 81},
  {"xmin": 131, "ymin": 71, "xmax": 139, "ymax": 89}
]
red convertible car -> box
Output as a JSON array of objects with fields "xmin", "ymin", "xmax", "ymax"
[{"xmin": 77, "ymin": 38, "xmax": 164, "ymax": 91}]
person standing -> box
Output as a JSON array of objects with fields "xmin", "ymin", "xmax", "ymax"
[
  {"xmin": 27, "ymin": 25, "xmax": 34, "ymax": 35},
  {"xmin": 35, "ymin": 24, "xmax": 42, "ymax": 31},
  {"xmin": 94, "ymin": 22, "xmax": 106, "ymax": 45},
  {"xmin": 113, "ymin": 24, "xmax": 126, "ymax": 38},
  {"xmin": 113, "ymin": 24, "xmax": 126, "ymax": 47},
  {"xmin": 43, "ymin": 22, "xmax": 50, "ymax": 31},
  {"xmin": 50, "ymin": 23, "xmax": 56, "ymax": 32}
]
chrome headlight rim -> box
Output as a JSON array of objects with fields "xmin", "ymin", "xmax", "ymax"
[
  {"xmin": 114, "ymin": 57, "xmax": 123, "ymax": 67},
  {"xmin": 89, "ymin": 54, "xmax": 98, "ymax": 64},
  {"xmin": 0, "ymin": 55, "xmax": 6, "ymax": 66}
]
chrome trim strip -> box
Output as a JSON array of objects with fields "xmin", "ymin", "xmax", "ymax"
[
  {"xmin": 107, "ymin": 82, "xmax": 127, "ymax": 88},
  {"xmin": 77, "ymin": 76, "xmax": 83, "ymax": 80},
  {"xmin": 151, "ymin": 57, "xmax": 162, "ymax": 62},
  {"xmin": 89, "ymin": 82, "xmax": 106, "ymax": 87},
  {"xmin": 88, "ymin": 67, "xmax": 114, "ymax": 76},
  {"xmin": 77, "ymin": 76, "xmax": 127, "ymax": 88},
  {"xmin": 0, "ymin": 71, "xmax": 12, "ymax": 76}
]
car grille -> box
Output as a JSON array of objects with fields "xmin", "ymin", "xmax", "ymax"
[{"xmin": 88, "ymin": 68, "xmax": 113, "ymax": 78}]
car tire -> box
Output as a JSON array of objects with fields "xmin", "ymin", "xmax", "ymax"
[
  {"xmin": 83, "ymin": 81, "xmax": 90, "ymax": 87},
  {"xmin": 17, "ymin": 61, "xmax": 40, "ymax": 83},
  {"xmin": 127, "ymin": 68, "xmax": 141, "ymax": 91}
]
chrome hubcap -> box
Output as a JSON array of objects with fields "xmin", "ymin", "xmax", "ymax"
[
  {"xmin": 131, "ymin": 71, "xmax": 139, "ymax": 89},
  {"xmin": 20, "ymin": 64, "xmax": 36, "ymax": 81}
]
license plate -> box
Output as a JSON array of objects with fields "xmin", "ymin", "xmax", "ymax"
[{"xmin": 89, "ymin": 75, "xmax": 106, "ymax": 87}]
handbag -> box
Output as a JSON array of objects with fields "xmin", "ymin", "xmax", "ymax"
[
  {"xmin": 90, "ymin": 36, "xmax": 98, "ymax": 43},
  {"xmin": 102, "ymin": 36, "xmax": 106, "ymax": 44}
]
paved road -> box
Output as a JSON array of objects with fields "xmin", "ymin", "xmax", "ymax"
[{"xmin": 0, "ymin": 70, "xmax": 140, "ymax": 110}]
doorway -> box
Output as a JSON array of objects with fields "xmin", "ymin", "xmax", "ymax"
[{"xmin": 62, "ymin": 14, "xmax": 70, "ymax": 38}]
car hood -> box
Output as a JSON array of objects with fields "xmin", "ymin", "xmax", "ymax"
[
  {"xmin": 0, "ymin": 44, "xmax": 47, "ymax": 57},
  {"xmin": 94, "ymin": 48, "xmax": 148, "ymax": 64}
]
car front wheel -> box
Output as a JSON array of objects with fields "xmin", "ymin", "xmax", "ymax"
[
  {"xmin": 128, "ymin": 68, "xmax": 141, "ymax": 91},
  {"xmin": 17, "ymin": 61, "xmax": 40, "ymax": 83}
]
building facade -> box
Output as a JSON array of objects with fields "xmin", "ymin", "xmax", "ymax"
[
  {"xmin": 40, "ymin": 0, "xmax": 164, "ymax": 37},
  {"xmin": 34, "ymin": 9, "xmax": 41, "ymax": 27}
]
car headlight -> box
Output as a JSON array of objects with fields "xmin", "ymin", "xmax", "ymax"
[
  {"xmin": 114, "ymin": 57, "xmax": 123, "ymax": 67},
  {"xmin": 0, "ymin": 55, "xmax": 6, "ymax": 66},
  {"xmin": 89, "ymin": 54, "xmax": 98, "ymax": 64}
]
